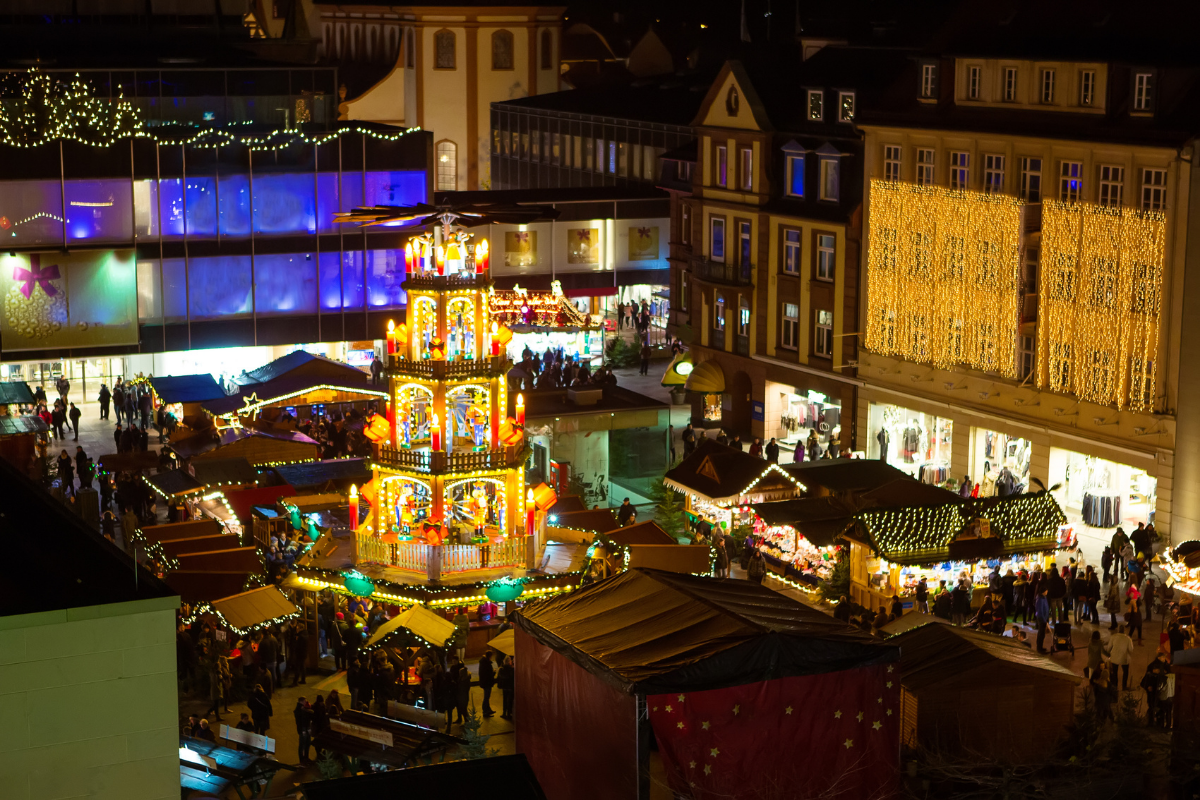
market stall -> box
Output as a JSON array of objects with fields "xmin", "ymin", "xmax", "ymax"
[
  {"xmin": 749, "ymin": 497, "xmax": 854, "ymax": 590},
  {"xmin": 490, "ymin": 282, "xmax": 605, "ymax": 367}
]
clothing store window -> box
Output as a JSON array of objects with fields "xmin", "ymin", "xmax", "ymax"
[
  {"xmin": 775, "ymin": 386, "xmax": 842, "ymax": 462},
  {"xmin": 1049, "ymin": 447, "xmax": 1157, "ymax": 532},
  {"xmin": 867, "ymin": 401, "xmax": 954, "ymax": 483},
  {"xmin": 970, "ymin": 428, "xmax": 1032, "ymax": 499}
]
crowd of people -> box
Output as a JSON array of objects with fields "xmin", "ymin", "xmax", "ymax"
[{"xmin": 509, "ymin": 344, "xmax": 618, "ymax": 391}]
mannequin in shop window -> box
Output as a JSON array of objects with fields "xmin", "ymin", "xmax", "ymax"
[
  {"xmin": 901, "ymin": 420, "xmax": 926, "ymax": 464},
  {"xmin": 876, "ymin": 427, "xmax": 890, "ymax": 462}
]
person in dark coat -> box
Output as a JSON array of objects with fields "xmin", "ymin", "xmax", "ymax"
[
  {"xmin": 113, "ymin": 423, "xmax": 123, "ymax": 452},
  {"xmin": 951, "ymin": 581, "xmax": 970, "ymax": 626},
  {"xmin": 452, "ymin": 657, "xmax": 472, "ymax": 724},
  {"xmin": 120, "ymin": 424, "xmax": 137, "ymax": 453},
  {"xmin": 248, "ymin": 684, "xmax": 273, "ymax": 735},
  {"xmin": 764, "ymin": 438, "xmax": 779, "ymax": 463},
  {"xmin": 934, "ymin": 585, "xmax": 953, "ymax": 620},
  {"xmin": 434, "ymin": 663, "xmax": 456, "ymax": 731},
  {"xmin": 56, "ymin": 449, "xmax": 74, "ymax": 495},
  {"xmin": 497, "ymin": 656, "xmax": 515, "ymax": 719},
  {"xmin": 97, "ymin": 384, "xmax": 110, "ymax": 420},
  {"xmin": 478, "ymin": 651, "xmax": 496, "ymax": 717},
  {"xmin": 294, "ymin": 698, "xmax": 313, "ymax": 764},
  {"xmin": 311, "ymin": 695, "xmax": 328, "ymax": 735},
  {"xmin": 68, "ymin": 402, "xmax": 81, "ymax": 440},
  {"xmin": 1047, "ymin": 565, "xmax": 1067, "ymax": 622}
]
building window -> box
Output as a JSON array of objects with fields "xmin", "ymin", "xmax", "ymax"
[
  {"xmin": 714, "ymin": 295, "xmax": 726, "ymax": 331},
  {"xmin": 679, "ymin": 269, "xmax": 689, "ymax": 311},
  {"xmin": 984, "ymin": 154, "xmax": 1005, "ymax": 194},
  {"xmin": 1080, "ymin": 70, "xmax": 1095, "ymax": 105},
  {"xmin": 883, "ymin": 145, "xmax": 902, "ymax": 181},
  {"xmin": 816, "ymin": 234, "xmax": 835, "ymax": 281},
  {"xmin": 815, "ymin": 310, "xmax": 833, "ymax": 357},
  {"xmin": 738, "ymin": 296, "xmax": 751, "ymax": 336},
  {"xmin": 531, "ymin": 130, "xmax": 541, "ymax": 161},
  {"xmin": 819, "ymin": 159, "xmax": 840, "ymax": 201},
  {"xmin": 434, "ymin": 30, "xmax": 456, "ymax": 69},
  {"xmin": 1059, "ymin": 161, "xmax": 1082, "ymax": 202},
  {"xmin": 950, "ymin": 151, "xmax": 969, "ymax": 190},
  {"xmin": 781, "ymin": 303, "xmax": 799, "ymax": 349},
  {"xmin": 838, "ymin": 91, "xmax": 855, "ymax": 122},
  {"xmin": 916, "ymin": 148, "xmax": 935, "ymax": 186},
  {"xmin": 1098, "ymin": 165, "xmax": 1124, "ymax": 207},
  {"xmin": 594, "ymin": 138, "xmax": 604, "ymax": 172},
  {"xmin": 808, "ymin": 89, "xmax": 823, "ymax": 121},
  {"xmin": 552, "ymin": 133, "xmax": 561, "ymax": 165},
  {"xmin": 968, "ymin": 66, "xmax": 981, "ymax": 99},
  {"xmin": 1019, "ymin": 335, "xmax": 1035, "ymax": 380},
  {"xmin": 921, "ymin": 63, "xmax": 937, "ymax": 98},
  {"xmin": 1020, "ymin": 157, "xmax": 1042, "ymax": 202},
  {"xmin": 491, "ymin": 30, "xmax": 514, "ymax": 70},
  {"xmin": 1041, "ymin": 68, "xmax": 1055, "ymax": 103},
  {"xmin": 608, "ymin": 141, "xmax": 616, "ymax": 173},
  {"xmin": 1142, "ymin": 168, "xmax": 1167, "ymax": 211},
  {"xmin": 618, "ymin": 142, "xmax": 629, "ymax": 176},
  {"xmin": 716, "ymin": 145, "xmax": 728, "ymax": 187},
  {"xmin": 541, "ymin": 29, "xmax": 552, "ymax": 70},
  {"xmin": 738, "ymin": 220, "xmax": 752, "ymax": 267},
  {"xmin": 1134, "ymin": 72, "xmax": 1154, "ymax": 111},
  {"xmin": 710, "ymin": 217, "xmax": 726, "ymax": 262},
  {"xmin": 436, "ymin": 140, "xmax": 457, "ymax": 190},
  {"xmin": 783, "ymin": 228, "xmax": 800, "ymax": 273},
  {"xmin": 681, "ymin": 205, "xmax": 691, "ymax": 244},
  {"xmin": 1003, "ymin": 67, "xmax": 1017, "ymax": 101},
  {"xmin": 787, "ymin": 155, "xmax": 805, "ymax": 196},
  {"xmin": 739, "ymin": 148, "xmax": 753, "ymax": 191}
]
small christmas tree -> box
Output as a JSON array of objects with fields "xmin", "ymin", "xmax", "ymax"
[
  {"xmin": 651, "ymin": 478, "xmax": 687, "ymax": 542},
  {"xmin": 459, "ymin": 701, "xmax": 498, "ymax": 760}
]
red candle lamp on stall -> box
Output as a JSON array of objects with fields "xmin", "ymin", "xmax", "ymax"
[
  {"xmin": 386, "ymin": 319, "xmax": 396, "ymax": 355},
  {"xmin": 515, "ymin": 393, "xmax": 526, "ymax": 427},
  {"xmin": 431, "ymin": 413, "xmax": 441, "ymax": 451},
  {"xmin": 526, "ymin": 488, "xmax": 535, "ymax": 536},
  {"xmin": 476, "ymin": 239, "xmax": 489, "ymax": 274},
  {"xmin": 348, "ymin": 484, "xmax": 359, "ymax": 529},
  {"xmin": 404, "ymin": 241, "xmax": 414, "ymax": 276},
  {"xmin": 436, "ymin": 245, "xmax": 445, "ymax": 276},
  {"xmin": 490, "ymin": 322, "xmax": 500, "ymax": 357}
]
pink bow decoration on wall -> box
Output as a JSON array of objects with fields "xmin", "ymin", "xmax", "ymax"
[
  {"xmin": 13, "ymin": 255, "xmax": 60, "ymax": 299},
  {"xmin": 514, "ymin": 231, "xmax": 529, "ymax": 244}
]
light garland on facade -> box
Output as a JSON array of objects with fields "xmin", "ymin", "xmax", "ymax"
[
  {"xmin": 865, "ymin": 179, "xmax": 1022, "ymax": 377},
  {"xmin": 216, "ymin": 383, "xmax": 388, "ymax": 420},
  {"xmin": 1038, "ymin": 200, "xmax": 1165, "ymax": 411}
]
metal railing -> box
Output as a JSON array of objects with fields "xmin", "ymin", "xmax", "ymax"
[
  {"xmin": 377, "ymin": 446, "xmax": 515, "ymax": 473},
  {"xmin": 403, "ymin": 272, "xmax": 485, "ymax": 290},
  {"xmin": 357, "ymin": 534, "xmax": 528, "ymax": 578},
  {"xmin": 692, "ymin": 257, "xmax": 754, "ymax": 286},
  {"xmin": 386, "ymin": 355, "xmax": 503, "ymax": 378}
]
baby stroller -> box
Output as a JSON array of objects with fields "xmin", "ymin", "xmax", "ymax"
[{"xmin": 1049, "ymin": 621, "xmax": 1075, "ymax": 655}]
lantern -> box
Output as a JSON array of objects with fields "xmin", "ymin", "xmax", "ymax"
[
  {"xmin": 343, "ymin": 570, "xmax": 375, "ymax": 597},
  {"xmin": 485, "ymin": 578, "xmax": 525, "ymax": 603}
]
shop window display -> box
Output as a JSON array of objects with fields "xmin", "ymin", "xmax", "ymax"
[
  {"xmin": 1049, "ymin": 448, "xmax": 1156, "ymax": 531},
  {"xmin": 867, "ymin": 402, "xmax": 953, "ymax": 484},
  {"xmin": 754, "ymin": 524, "xmax": 837, "ymax": 588},
  {"xmin": 777, "ymin": 388, "xmax": 841, "ymax": 461},
  {"xmin": 703, "ymin": 393, "xmax": 722, "ymax": 422},
  {"xmin": 971, "ymin": 429, "xmax": 1031, "ymax": 498}
]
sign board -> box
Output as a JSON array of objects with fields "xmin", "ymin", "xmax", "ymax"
[
  {"xmin": 387, "ymin": 700, "xmax": 442, "ymax": 729},
  {"xmin": 179, "ymin": 747, "xmax": 219, "ymax": 771},
  {"xmin": 220, "ymin": 724, "xmax": 276, "ymax": 754},
  {"xmin": 751, "ymin": 401, "xmax": 764, "ymax": 421},
  {"xmin": 214, "ymin": 630, "xmax": 227, "ymax": 642},
  {"xmin": 329, "ymin": 718, "xmax": 394, "ymax": 748}
]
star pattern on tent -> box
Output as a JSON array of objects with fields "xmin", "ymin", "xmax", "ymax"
[
  {"xmin": 665, "ymin": 705, "xmax": 673, "ymax": 713},
  {"xmin": 872, "ymin": 721, "xmax": 883, "ymax": 731},
  {"xmin": 652, "ymin": 706, "xmax": 658, "ymax": 712},
  {"xmin": 785, "ymin": 706, "xmax": 793, "ymax": 715},
  {"xmin": 704, "ymin": 764, "xmax": 712, "ymax": 776},
  {"xmin": 677, "ymin": 721, "xmax": 684, "ymax": 729},
  {"xmin": 701, "ymin": 721, "xmax": 710, "ymax": 730},
  {"xmin": 877, "ymin": 697, "xmax": 883, "ymax": 704},
  {"xmin": 886, "ymin": 681, "xmax": 893, "ymax": 689},
  {"xmin": 710, "ymin": 747, "xmax": 720, "ymax": 757},
  {"xmin": 689, "ymin": 761, "xmax": 696, "ymax": 769},
  {"xmin": 678, "ymin": 694, "xmax": 685, "ymax": 702},
  {"xmin": 834, "ymin": 710, "xmax": 842, "ymax": 719},
  {"xmin": 856, "ymin": 712, "xmax": 864, "ymax": 722},
  {"xmin": 732, "ymin": 704, "xmax": 740, "ymax": 715},
  {"xmin": 887, "ymin": 665, "xmax": 894, "ymax": 673},
  {"xmin": 886, "ymin": 709, "xmax": 893, "ymax": 716},
  {"xmin": 844, "ymin": 739, "xmax": 854, "ymax": 749}
]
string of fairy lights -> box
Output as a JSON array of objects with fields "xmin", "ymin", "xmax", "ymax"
[
  {"xmin": 865, "ymin": 179, "xmax": 1022, "ymax": 378},
  {"xmin": 0, "ymin": 68, "xmax": 422, "ymax": 152},
  {"xmin": 1038, "ymin": 200, "xmax": 1165, "ymax": 411}
]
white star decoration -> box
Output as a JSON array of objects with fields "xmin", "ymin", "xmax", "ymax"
[
  {"xmin": 785, "ymin": 706, "xmax": 793, "ymax": 715},
  {"xmin": 834, "ymin": 710, "xmax": 842, "ymax": 719},
  {"xmin": 710, "ymin": 747, "xmax": 720, "ymax": 757},
  {"xmin": 886, "ymin": 709, "xmax": 893, "ymax": 716},
  {"xmin": 665, "ymin": 705, "xmax": 673, "ymax": 713},
  {"xmin": 732, "ymin": 704, "xmax": 740, "ymax": 715},
  {"xmin": 701, "ymin": 721, "xmax": 710, "ymax": 730},
  {"xmin": 872, "ymin": 721, "xmax": 882, "ymax": 731},
  {"xmin": 844, "ymin": 739, "xmax": 854, "ymax": 749},
  {"xmin": 677, "ymin": 721, "xmax": 684, "ymax": 729},
  {"xmin": 887, "ymin": 681, "xmax": 893, "ymax": 689},
  {"xmin": 704, "ymin": 764, "xmax": 712, "ymax": 775},
  {"xmin": 856, "ymin": 712, "xmax": 864, "ymax": 722},
  {"xmin": 877, "ymin": 697, "xmax": 883, "ymax": 704},
  {"xmin": 887, "ymin": 665, "xmax": 894, "ymax": 673},
  {"xmin": 678, "ymin": 694, "xmax": 685, "ymax": 702}
]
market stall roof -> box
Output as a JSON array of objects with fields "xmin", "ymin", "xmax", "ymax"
[
  {"xmin": 150, "ymin": 374, "xmax": 226, "ymax": 404},
  {"xmin": 165, "ymin": 570, "xmax": 254, "ymax": 604},
  {"xmin": 269, "ymin": 457, "xmax": 370, "ymax": 490},
  {"xmin": 888, "ymin": 623, "xmax": 1081, "ymax": 691},
  {"xmin": 879, "ymin": 612, "xmax": 952, "ymax": 636},
  {"xmin": 540, "ymin": 541, "xmax": 590, "ymax": 574},
  {"xmin": 851, "ymin": 490, "xmax": 1066, "ymax": 565},
  {"xmin": 665, "ymin": 440, "xmax": 804, "ymax": 504},
  {"xmin": 170, "ymin": 426, "xmax": 319, "ymax": 460},
  {"xmin": 136, "ymin": 519, "xmax": 225, "ymax": 545},
  {"xmin": 309, "ymin": 709, "xmax": 463, "ymax": 770},
  {"xmin": 191, "ymin": 457, "xmax": 259, "ymax": 488},
  {"xmin": 749, "ymin": 496, "xmax": 855, "ymax": 548},
  {"xmin": 660, "ymin": 352, "xmax": 693, "ymax": 387},
  {"xmin": 145, "ymin": 469, "xmax": 205, "ymax": 499},
  {"xmin": 210, "ymin": 586, "xmax": 299, "ymax": 631},
  {"xmin": 785, "ymin": 458, "xmax": 918, "ymax": 496},
  {"xmin": 858, "ymin": 478, "xmax": 963, "ymax": 510},
  {"xmin": 301, "ymin": 753, "xmax": 543, "ymax": 800},
  {"xmin": 221, "ymin": 484, "xmax": 298, "ymax": 524},
  {"xmin": 0, "ymin": 381, "xmax": 34, "ymax": 405},
  {"xmin": 97, "ymin": 451, "xmax": 160, "ymax": 473},
  {"xmin": 0, "ymin": 415, "xmax": 47, "ymax": 436},
  {"xmin": 683, "ymin": 359, "xmax": 724, "ymax": 393},
  {"xmin": 364, "ymin": 604, "xmax": 458, "ymax": 650},
  {"xmin": 546, "ymin": 495, "xmax": 586, "ymax": 516},
  {"xmin": 551, "ymin": 507, "xmax": 620, "ymax": 534},
  {"xmin": 514, "ymin": 568, "xmax": 897, "ymax": 695},
  {"xmin": 604, "ymin": 521, "xmax": 677, "ymax": 546},
  {"xmin": 203, "ymin": 374, "xmax": 385, "ymax": 416},
  {"xmin": 235, "ymin": 350, "xmax": 369, "ymax": 388},
  {"xmin": 489, "ymin": 628, "xmax": 515, "ymax": 657}
]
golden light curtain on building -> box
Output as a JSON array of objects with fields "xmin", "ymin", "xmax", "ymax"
[
  {"xmin": 865, "ymin": 180, "xmax": 1022, "ymax": 377},
  {"xmin": 1038, "ymin": 201, "xmax": 1165, "ymax": 411}
]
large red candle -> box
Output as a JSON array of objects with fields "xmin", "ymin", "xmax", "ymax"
[
  {"xmin": 526, "ymin": 489, "xmax": 535, "ymax": 536},
  {"xmin": 386, "ymin": 319, "xmax": 396, "ymax": 355},
  {"xmin": 349, "ymin": 484, "xmax": 359, "ymax": 529},
  {"xmin": 431, "ymin": 413, "xmax": 441, "ymax": 451},
  {"xmin": 515, "ymin": 393, "xmax": 525, "ymax": 427},
  {"xmin": 404, "ymin": 242, "xmax": 413, "ymax": 275},
  {"xmin": 476, "ymin": 239, "xmax": 489, "ymax": 274}
]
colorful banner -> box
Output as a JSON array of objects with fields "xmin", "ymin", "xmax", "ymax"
[
  {"xmin": 505, "ymin": 230, "xmax": 537, "ymax": 267},
  {"xmin": 0, "ymin": 250, "xmax": 138, "ymax": 351},
  {"xmin": 568, "ymin": 228, "xmax": 600, "ymax": 264},
  {"xmin": 628, "ymin": 225, "xmax": 659, "ymax": 261}
]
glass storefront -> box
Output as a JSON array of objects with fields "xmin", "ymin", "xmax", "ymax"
[
  {"xmin": 867, "ymin": 401, "xmax": 954, "ymax": 485},
  {"xmin": 1049, "ymin": 447, "xmax": 1157, "ymax": 534},
  {"xmin": 777, "ymin": 387, "xmax": 843, "ymax": 461},
  {"xmin": 1, "ymin": 358, "xmax": 126, "ymax": 401},
  {"xmin": 970, "ymin": 428, "xmax": 1032, "ymax": 497}
]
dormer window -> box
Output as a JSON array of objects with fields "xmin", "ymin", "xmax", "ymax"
[
  {"xmin": 838, "ymin": 91, "xmax": 855, "ymax": 122},
  {"xmin": 1134, "ymin": 72, "xmax": 1154, "ymax": 111},
  {"xmin": 815, "ymin": 143, "xmax": 842, "ymax": 202},
  {"xmin": 782, "ymin": 140, "xmax": 808, "ymax": 198},
  {"xmin": 807, "ymin": 90, "xmax": 824, "ymax": 121},
  {"xmin": 920, "ymin": 63, "xmax": 938, "ymax": 99}
]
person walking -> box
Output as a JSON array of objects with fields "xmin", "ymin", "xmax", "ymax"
[
  {"xmin": 749, "ymin": 438, "xmax": 763, "ymax": 458},
  {"xmin": 68, "ymin": 403, "xmax": 81, "ymax": 441},
  {"xmin": 915, "ymin": 577, "xmax": 929, "ymax": 614},
  {"xmin": 1092, "ymin": 662, "xmax": 1114, "ymax": 723},
  {"xmin": 1084, "ymin": 630, "xmax": 1110, "ymax": 679},
  {"xmin": 1127, "ymin": 593, "xmax": 1144, "ymax": 645},
  {"xmin": 113, "ymin": 383, "xmax": 125, "ymax": 425},
  {"xmin": 951, "ymin": 580, "xmax": 970, "ymax": 627},
  {"xmin": 498, "ymin": 656, "xmax": 515, "ymax": 720},
  {"xmin": 1035, "ymin": 589, "xmax": 1052, "ymax": 653},
  {"xmin": 478, "ymin": 651, "xmax": 496, "ymax": 717},
  {"xmin": 1085, "ymin": 567, "xmax": 1101, "ymax": 624},
  {"xmin": 682, "ymin": 423, "xmax": 696, "ymax": 458},
  {"xmin": 765, "ymin": 437, "xmax": 779, "ymax": 463},
  {"xmin": 747, "ymin": 549, "xmax": 767, "ymax": 584},
  {"xmin": 452, "ymin": 657, "xmax": 472, "ymax": 725},
  {"xmin": 294, "ymin": 698, "xmax": 314, "ymax": 764},
  {"xmin": 248, "ymin": 684, "xmax": 273, "ymax": 735},
  {"xmin": 289, "ymin": 622, "xmax": 309, "ymax": 686},
  {"xmin": 56, "ymin": 375, "xmax": 69, "ymax": 404},
  {"xmin": 1109, "ymin": 625, "xmax": 1134, "ymax": 690},
  {"xmin": 1105, "ymin": 579, "xmax": 1121, "ymax": 630},
  {"xmin": 639, "ymin": 339, "xmax": 651, "ymax": 376},
  {"xmin": 205, "ymin": 654, "xmax": 231, "ymax": 722},
  {"xmin": 97, "ymin": 383, "xmax": 110, "ymax": 420},
  {"xmin": 714, "ymin": 538, "xmax": 729, "ymax": 579},
  {"xmin": 50, "ymin": 402, "xmax": 66, "ymax": 440}
]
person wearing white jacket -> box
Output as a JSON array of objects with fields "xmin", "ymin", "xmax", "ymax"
[{"xmin": 1109, "ymin": 625, "xmax": 1135, "ymax": 690}]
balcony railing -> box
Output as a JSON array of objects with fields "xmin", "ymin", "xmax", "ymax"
[
  {"xmin": 711, "ymin": 328, "xmax": 725, "ymax": 350},
  {"xmin": 386, "ymin": 356, "xmax": 504, "ymax": 379},
  {"xmin": 357, "ymin": 533, "xmax": 529, "ymax": 580},
  {"xmin": 403, "ymin": 272, "xmax": 486, "ymax": 291},
  {"xmin": 378, "ymin": 446, "xmax": 516, "ymax": 473},
  {"xmin": 692, "ymin": 257, "xmax": 754, "ymax": 286},
  {"xmin": 736, "ymin": 333, "xmax": 750, "ymax": 356}
]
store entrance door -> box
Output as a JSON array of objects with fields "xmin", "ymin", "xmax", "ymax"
[{"xmin": 728, "ymin": 371, "xmax": 752, "ymax": 436}]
